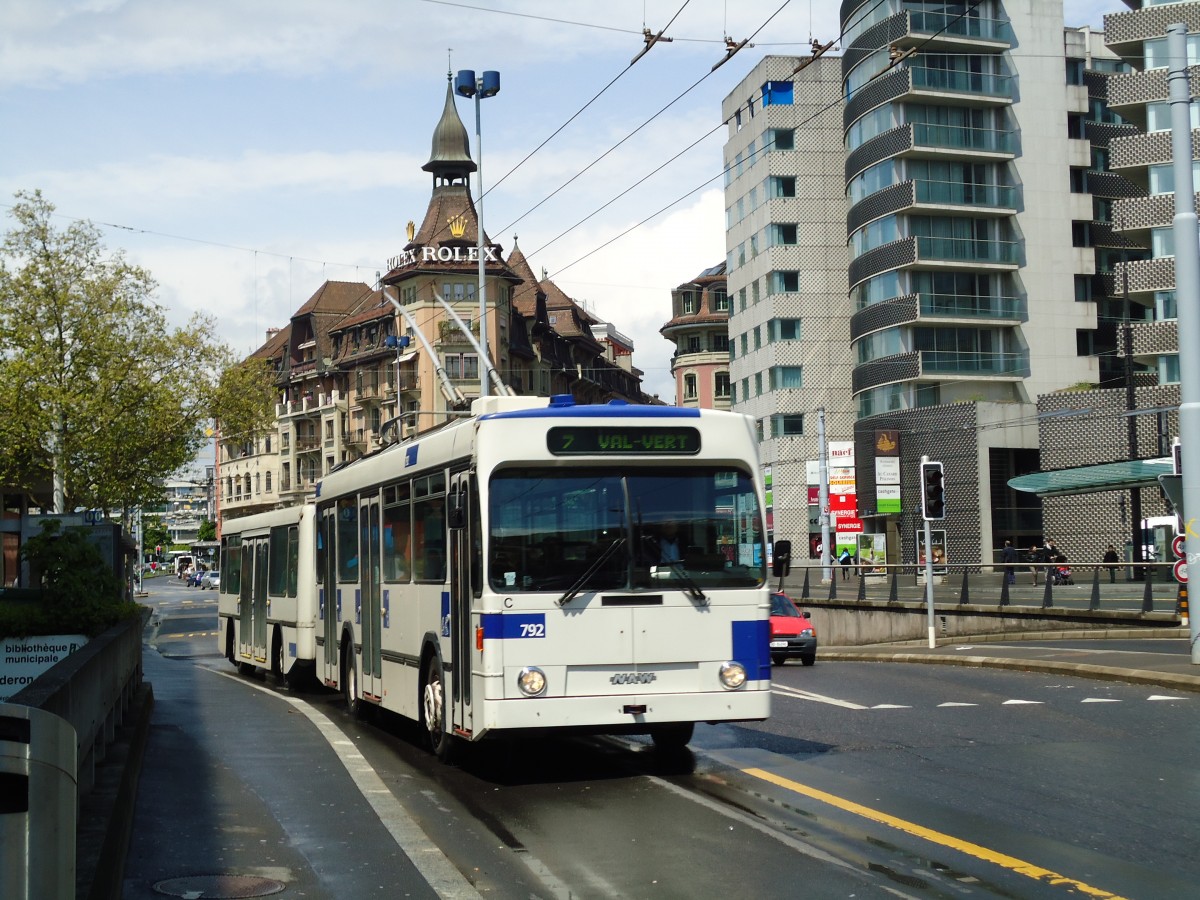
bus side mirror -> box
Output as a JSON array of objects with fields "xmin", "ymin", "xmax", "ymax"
[
  {"xmin": 772, "ymin": 540, "xmax": 791, "ymax": 577},
  {"xmin": 447, "ymin": 489, "xmax": 465, "ymax": 529}
]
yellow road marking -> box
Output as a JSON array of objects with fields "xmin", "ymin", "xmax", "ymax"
[{"xmin": 743, "ymin": 767, "xmax": 1127, "ymax": 899}]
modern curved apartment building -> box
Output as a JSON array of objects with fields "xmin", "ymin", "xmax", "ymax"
[{"xmin": 835, "ymin": 0, "xmax": 1150, "ymax": 564}]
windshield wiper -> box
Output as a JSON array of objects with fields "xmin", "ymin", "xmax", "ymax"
[
  {"xmin": 638, "ymin": 535, "xmax": 707, "ymax": 604},
  {"xmin": 558, "ymin": 537, "xmax": 626, "ymax": 606}
]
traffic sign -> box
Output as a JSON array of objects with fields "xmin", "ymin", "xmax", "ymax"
[
  {"xmin": 1173, "ymin": 534, "xmax": 1185, "ymax": 559},
  {"xmin": 1174, "ymin": 559, "xmax": 1188, "ymax": 584}
]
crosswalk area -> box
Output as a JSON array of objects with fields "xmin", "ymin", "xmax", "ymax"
[{"xmin": 772, "ymin": 683, "xmax": 1192, "ymax": 709}]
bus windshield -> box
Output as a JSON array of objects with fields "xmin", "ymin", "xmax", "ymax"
[{"xmin": 488, "ymin": 466, "xmax": 765, "ymax": 593}]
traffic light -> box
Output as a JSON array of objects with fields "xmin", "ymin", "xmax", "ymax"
[{"xmin": 921, "ymin": 461, "xmax": 945, "ymax": 520}]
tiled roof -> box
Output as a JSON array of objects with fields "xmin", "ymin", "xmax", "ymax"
[
  {"xmin": 293, "ymin": 281, "xmax": 373, "ymax": 318},
  {"xmin": 506, "ymin": 239, "xmax": 543, "ymax": 317}
]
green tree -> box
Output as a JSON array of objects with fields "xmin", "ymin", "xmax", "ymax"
[
  {"xmin": 197, "ymin": 518, "xmax": 217, "ymax": 541},
  {"xmin": 143, "ymin": 521, "xmax": 171, "ymax": 556},
  {"xmin": 0, "ymin": 190, "xmax": 232, "ymax": 519},
  {"xmin": 212, "ymin": 355, "xmax": 279, "ymax": 445},
  {"xmin": 14, "ymin": 518, "xmax": 141, "ymax": 636}
]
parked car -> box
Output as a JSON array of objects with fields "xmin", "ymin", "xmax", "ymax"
[
  {"xmin": 200, "ymin": 570, "xmax": 220, "ymax": 591},
  {"xmin": 187, "ymin": 569, "xmax": 205, "ymax": 587},
  {"xmin": 769, "ymin": 591, "xmax": 816, "ymax": 666}
]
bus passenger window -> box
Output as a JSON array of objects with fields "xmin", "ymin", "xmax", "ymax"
[
  {"xmin": 336, "ymin": 498, "xmax": 358, "ymax": 582},
  {"xmin": 383, "ymin": 502, "xmax": 411, "ymax": 582},
  {"xmin": 414, "ymin": 496, "xmax": 445, "ymax": 582}
]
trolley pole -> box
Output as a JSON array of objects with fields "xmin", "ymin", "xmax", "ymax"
[{"xmin": 1167, "ymin": 24, "xmax": 1200, "ymax": 663}]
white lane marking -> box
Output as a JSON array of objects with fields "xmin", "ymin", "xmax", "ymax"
[
  {"xmin": 1081, "ymin": 698, "xmax": 1121, "ymax": 703},
  {"xmin": 1148, "ymin": 694, "xmax": 1190, "ymax": 701},
  {"xmin": 1002, "ymin": 699, "xmax": 1043, "ymax": 705},
  {"xmin": 212, "ymin": 670, "xmax": 481, "ymax": 899},
  {"xmin": 937, "ymin": 702, "xmax": 978, "ymax": 707},
  {"xmin": 870, "ymin": 704, "xmax": 912, "ymax": 710},
  {"xmin": 772, "ymin": 685, "xmax": 868, "ymax": 709}
]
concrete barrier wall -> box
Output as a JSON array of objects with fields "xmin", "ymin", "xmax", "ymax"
[
  {"xmin": 794, "ymin": 599, "xmax": 1178, "ymax": 646},
  {"xmin": 10, "ymin": 616, "xmax": 143, "ymax": 795}
]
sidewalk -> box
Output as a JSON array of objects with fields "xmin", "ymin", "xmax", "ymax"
[{"xmin": 819, "ymin": 627, "xmax": 1200, "ymax": 693}]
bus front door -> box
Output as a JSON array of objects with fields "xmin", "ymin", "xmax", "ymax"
[
  {"xmin": 239, "ymin": 537, "xmax": 269, "ymax": 666},
  {"xmin": 449, "ymin": 473, "xmax": 473, "ymax": 739},
  {"xmin": 360, "ymin": 496, "xmax": 383, "ymax": 701},
  {"xmin": 320, "ymin": 507, "xmax": 339, "ymax": 685},
  {"xmin": 252, "ymin": 538, "xmax": 269, "ymax": 663}
]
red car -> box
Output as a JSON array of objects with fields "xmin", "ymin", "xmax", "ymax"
[{"xmin": 769, "ymin": 592, "xmax": 816, "ymax": 666}]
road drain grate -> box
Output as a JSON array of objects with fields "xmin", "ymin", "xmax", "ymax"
[{"xmin": 153, "ymin": 875, "xmax": 286, "ymax": 898}]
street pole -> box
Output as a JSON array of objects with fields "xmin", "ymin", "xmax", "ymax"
[
  {"xmin": 922, "ymin": 455, "xmax": 935, "ymax": 648},
  {"xmin": 455, "ymin": 69, "xmax": 500, "ymax": 399},
  {"xmin": 1167, "ymin": 24, "xmax": 1200, "ymax": 663},
  {"xmin": 817, "ymin": 407, "xmax": 831, "ymax": 581}
]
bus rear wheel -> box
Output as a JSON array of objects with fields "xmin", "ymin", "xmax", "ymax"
[
  {"xmin": 342, "ymin": 643, "xmax": 361, "ymax": 718},
  {"xmin": 422, "ymin": 656, "xmax": 454, "ymax": 761}
]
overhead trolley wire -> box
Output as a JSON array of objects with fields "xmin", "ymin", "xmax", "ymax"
[
  {"xmin": 546, "ymin": 0, "xmax": 987, "ymax": 278},
  {"xmin": 501, "ymin": 0, "xmax": 790, "ymax": 236},
  {"xmin": 486, "ymin": 0, "xmax": 694, "ymax": 198}
]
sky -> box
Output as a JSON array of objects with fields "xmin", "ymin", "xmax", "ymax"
[{"xmin": 1, "ymin": 0, "xmax": 1127, "ymax": 409}]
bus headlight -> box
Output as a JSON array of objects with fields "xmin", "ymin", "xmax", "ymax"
[
  {"xmin": 719, "ymin": 661, "xmax": 747, "ymax": 689},
  {"xmin": 517, "ymin": 666, "xmax": 547, "ymax": 697}
]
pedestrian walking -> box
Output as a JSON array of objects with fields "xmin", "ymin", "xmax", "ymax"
[
  {"xmin": 1103, "ymin": 544, "xmax": 1120, "ymax": 583},
  {"xmin": 838, "ymin": 547, "xmax": 852, "ymax": 580},
  {"xmin": 1030, "ymin": 544, "xmax": 1044, "ymax": 585},
  {"xmin": 1001, "ymin": 540, "xmax": 1018, "ymax": 584}
]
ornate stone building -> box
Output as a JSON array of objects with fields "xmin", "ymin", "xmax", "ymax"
[
  {"xmin": 660, "ymin": 263, "xmax": 732, "ymax": 409},
  {"xmin": 220, "ymin": 76, "xmax": 656, "ymax": 523}
]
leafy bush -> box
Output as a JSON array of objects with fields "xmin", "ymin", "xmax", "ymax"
[{"xmin": 0, "ymin": 520, "xmax": 143, "ymax": 638}]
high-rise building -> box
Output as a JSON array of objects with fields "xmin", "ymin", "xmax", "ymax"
[
  {"xmin": 837, "ymin": 0, "xmax": 1162, "ymax": 565},
  {"xmin": 720, "ymin": 2, "xmax": 1183, "ymax": 566},
  {"xmin": 1026, "ymin": 0, "xmax": 1188, "ymax": 564},
  {"xmin": 722, "ymin": 55, "xmax": 855, "ymax": 555}
]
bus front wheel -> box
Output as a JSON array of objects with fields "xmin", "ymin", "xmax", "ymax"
[
  {"xmin": 650, "ymin": 722, "xmax": 694, "ymax": 752},
  {"xmin": 422, "ymin": 656, "xmax": 454, "ymax": 761}
]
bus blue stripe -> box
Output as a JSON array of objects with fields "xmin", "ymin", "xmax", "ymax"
[
  {"xmin": 732, "ymin": 619, "xmax": 770, "ymax": 682},
  {"xmin": 481, "ymin": 613, "xmax": 546, "ymax": 639}
]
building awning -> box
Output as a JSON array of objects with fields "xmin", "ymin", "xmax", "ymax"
[
  {"xmin": 396, "ymin": 351, "xmax": 418, "ymax": 364},
  {"xmin": 1008, "ymin": 457, "xmax": 1173, "ymax": 498}
]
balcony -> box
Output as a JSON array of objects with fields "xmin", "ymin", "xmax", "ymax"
[
  {"xmin": 294, "ymin": 436, "xmax": 320, "ymax": 453},
  {"xmin": 908, "ymin": 65, "xmax": 1012, "ymax": 103},
  {"xmin": 913, "ymin": 179, "xmax": 1017, "ymax": 213},
  {"xmin": 907, "ymin": 10, "xmax": 1011, "ymax": 47},
  {"xmin": 914, "ymin": 235, "xmax": 1021, "ymax": 267},
  {"xmin": 277, "ymin": 389, "xmax": 344, "ymax": 419},
  {"xmin": 919, "ymin": 349, "xmax": 1029, "ymax": 378},
  {"xmin": 912, "ymin": 123, "xmax": 1015, "ymax": 156},
  {"xmin": 846, "ymin": 122, "xmax": 1014, "ymax": 187},
  {"xmin": 919, "ymin": 292, "xmax": 1025, "ymax": 321}
]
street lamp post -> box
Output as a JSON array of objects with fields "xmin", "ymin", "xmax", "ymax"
[{"xmin": 454, "ymin": 68, "xmax": 500, "ymax": 399}]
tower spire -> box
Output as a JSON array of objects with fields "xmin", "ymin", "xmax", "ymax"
[{"xmin": 422, "ymin": 75, "xmax": 476, "ymax": 186}]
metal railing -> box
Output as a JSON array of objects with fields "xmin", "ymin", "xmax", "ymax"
[{"xmin": 782, "ymin": 561, "xmax": 1183, "ymax": 614}]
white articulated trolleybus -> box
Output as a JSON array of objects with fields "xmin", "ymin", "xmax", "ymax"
[
  {"xmin": 217, "ymin": 504, "xmax": 318, "ymax": 686},
  {"xmin": 314, "ymin": 394, "xmax": 773, "ymax": 757}
]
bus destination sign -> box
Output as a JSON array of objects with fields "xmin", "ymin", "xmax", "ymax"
[{"xmin": 547, "ymin": 426, "xmax": 701, "ymax": 456}]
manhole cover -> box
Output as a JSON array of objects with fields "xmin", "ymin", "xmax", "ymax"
[{"xmin": 153, "ymin": 874, "xmax": 286, "ymax": 898}]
